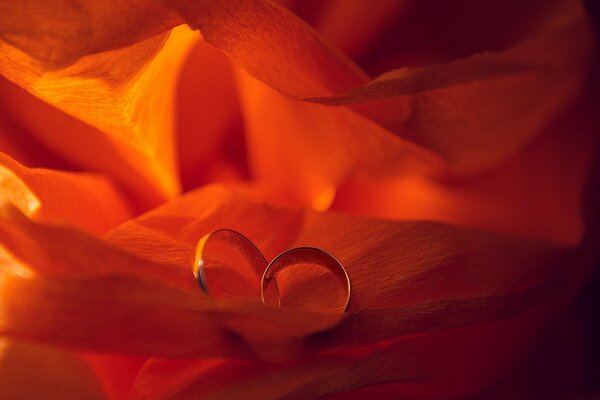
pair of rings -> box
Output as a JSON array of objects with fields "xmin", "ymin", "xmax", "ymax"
[{"xmin": 193, "ymin": 229, "xmax": 351, "ymax": 312}]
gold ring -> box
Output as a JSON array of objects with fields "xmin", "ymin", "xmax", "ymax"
[
  {"xmin": 260, "ymin": 247, "xmax": 351, "ymax": 312},
  {"xmin": 193, "ymin": 229, "xmax": 267, "ymax": 295}
]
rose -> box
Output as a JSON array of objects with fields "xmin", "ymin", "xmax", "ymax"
[{"xmin": 0, "ymin": 0, "xmax": 599, "ymax": 399}]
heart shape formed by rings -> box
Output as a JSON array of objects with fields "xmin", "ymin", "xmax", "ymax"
[{"xmin": 193, "ymin": 229, "xmax": 351, "ymax": 313}]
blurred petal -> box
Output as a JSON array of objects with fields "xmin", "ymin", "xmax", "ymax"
[
  {"xmin": 130, "ymin": 305, "xmax": 566, "ymax": 400},
  {"xmin": 0, "ymin": 339, "xmax": 104, "ymax": 400},
  {"xmin": 289, "ymin": 0, "xmax": 587, "ymax": 74},
  {"xmin": 131, "ymin": 358, "xmax": 244, "ymax": 400},
  {"xmin": 0, "ymin": 105, "xmax": 71, "ymax": 169},
  {"xmin": 0, "ymin": 1, "xmax": 180, "ymax": 67},
  {"xmin": 333, "ymin": 92, "xmax": 600, "ymax": 245},
  {"xmin": 0, "ymin": 24, "xmax": 197, "ymax": 207},
  {"xmin": 0, "ymin": 153, "xmax": 132, "ymax": 234},
  {"xmin": 176, "ymin": 39, "xmax": 247, "ymax": 191},
  {"xmin": 282, "ymin": 0, "xmax": 405, "ymax": 64},
  {"xmin": 309, "ymin": 4, "xmax": 595, "ymax": 172},
  {"xmin": 82, "ymin": 353, "xmax": 148, "ymax": 400}
]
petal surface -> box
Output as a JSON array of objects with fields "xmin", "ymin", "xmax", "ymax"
[
  {"xmin": 0, "ymin": 24, "xmax": 197, "ymax": 207},
  {"xmin": 0, "ymin": 153, "xmax": 132, "ymax": 234},
  {"xmin": 1, "ymin": 183, "xmax": 593, "ymax": 398},
  {"xmin": 0, "ymin": 339, "xmax": 104, "ymax": 400},
  {"xmin": 165, "ymin": 0, "xmax": 595, "ymax": 172}
]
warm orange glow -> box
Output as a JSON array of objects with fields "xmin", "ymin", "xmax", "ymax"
[{"xmin": 0, "ymin": 0, "xmax": 598, "ymax": 398}]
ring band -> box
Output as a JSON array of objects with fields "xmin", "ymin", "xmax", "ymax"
[
  {"xmin": 193, "ymin": 229, "xmax": 267, "ymax": 295},
  {"xmin": 260, "ymin": 247, "xmax": 351, "ymax": 312}
]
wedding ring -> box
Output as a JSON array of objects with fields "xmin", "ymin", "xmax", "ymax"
[
  {"xmin": 260, "ymin": 247, "xmax": 351, "ymax": 312},
  {"xmin": 193, "ymin": 229, "xmax": 267, "ymax": 295}
]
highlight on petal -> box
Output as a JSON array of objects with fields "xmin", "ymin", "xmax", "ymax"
[
  {"xmin": 0, "ymin": 164, "xmax": 40, "ymax": 217},
  {"xmin": 0, "ymin": 24, "xmax": 198, "ymax": 207},
  {"xmin": 0, "ymin": 153, "xmax": 132, "ymax": 235},
  {"xmin": 0, "ymin": 340, "xmax": 104, "ymax": 400}
]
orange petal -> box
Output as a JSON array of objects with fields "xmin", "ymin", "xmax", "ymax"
[
  {"xmin": 82, "ymin": 353, "xmax": 148, "ymax": 400},
  {"xmin": 0, "ymin": 272, "xmax": 346, "ymax": 360},
  {"xmin": 0, "ymin": 185, "xmax": 577, "ymax": 360},
  {"xmin": 0, "ymin": 153, "xmax": 132, "ymax": 234},
  {"xmin": 175, "ymin": 39, "xmax": 247, "ymax": 191},
  {"xmin": 107, "ymin": 185, "xmax": 578, "ymax": 353},
  {"xmin": 0, "ymin": 25, "xmax": 197, "ymax": 207},
  {"xmin": 235, "ymin": 70, "xmax": 443, "ymax": 209},
  {"xmin": 0, "ymin": 205, "xmax": 191, "ymax": 285},
  {"xmin": 1, "ymin": 180, "xmax": 594, "ymax": 398},
  {"xmin": 0, "ymin": 206, "xmax": 341, "ymax": 359},
  {"xmin": 0, "ymin": 339, "xmax": 104, "ymax": 400},
  {"xmin": 131, "ymin": 358, "xmax": 242, "ymax": 400},
  {"xmin": 164, "ymin": 0, "xmax": 369, "ymax": 98},
  {"xmin": 105, "ymin": 184, "xmax": 569, "ymax": 310},
  {"xmin": 0, "ymin": 1, "xmax": 180, "ymax": 68}
]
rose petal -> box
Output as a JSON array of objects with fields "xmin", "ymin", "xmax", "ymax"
[
  {"xmin": 0, "ymin": 153, "xmax": 132, "ymax": 234},
  {"xmin": 82, "ymin": 353, "xmax": 147, "ymax": 400},
  {"xmin": 0, "ymin": 185, "xmax": 573, "ymax": 361},
  {"xmin": 175, "ymin": 39, "xmax": 247, "ymax": 191},
  {"xmin": 0, "ymin": 339, "xmax": 104, "ymax": 400},
  {"xmin": 235, "ymin": 70, "xmax": 443, "ymax": 209},
  {"xmin": 164, "ymin": 0, "xmax": 369, "ymax": 98},
  {"xmin": 0, "ymin": 205, "xmax": 343, "ymax": 359},
  {"xmin": 0, "ymin": 205, "xmax": 191, "ymax": 285},
  {"xmin": 0, "ymin": 25, "xmax": 197, "ymax": 207},
  {"xmin": 282, "ymin": 0, "xmax": 406, "ymax": 65},
  {"xmin": 106, "ymin": 184, "xmax": 568, "ymax": 309},
  {"xmin": 0, "ymin": 105, "xmax": 72, "ymax": 169},
  {"xmin": 131, "ymin": 358, "xmax": 242, "ymax": 400},
  {"xmin": 165, "ymin": 0, "xmax": 594, "ymax": 172},
  {"xmin": 332, "ymin": 92, "xmax": 600, "ymax": 245},
  {"xmin": 129, "ymin": 306, "xmax": 557, "ymax": 400},
  {"xmin": 0, "ymin": 272, "xmax": 345, "ymax": 359},
  {"xmin": 308, "ymin": 7, "xmax": 594, "ymax": 172},
  {"xmin": 0, "ymin": 1, "xmax": 180, "ymax": 67},
  {"xmin": 301, "ymin": 0, "xmax": 586, "ymax": 75}
]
